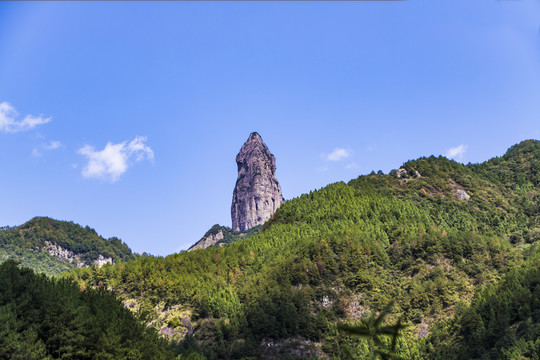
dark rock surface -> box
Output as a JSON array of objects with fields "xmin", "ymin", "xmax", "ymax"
[{"xmin": 231, "ymin": 132, "xmax": 284, "ymax": 232}]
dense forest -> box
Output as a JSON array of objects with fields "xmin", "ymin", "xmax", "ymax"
[
  {"xmin": 0, "ymin": 217, "xmax": 136, "ymax": 276},
  {"xmin": 0, "ymin": 260, "xmax": 173, "ymax": 359},
  {"xmin": 426, "ymin": 244, "xmax": 540, "ymax": 359},
  {"xmin": 58, "ymin": 139, "xmax": 539, "ymax": 359}
]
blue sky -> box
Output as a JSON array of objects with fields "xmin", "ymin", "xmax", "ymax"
[{"xmin": 1, "ymin": 1, "xmax": 539, "ymax": 255}]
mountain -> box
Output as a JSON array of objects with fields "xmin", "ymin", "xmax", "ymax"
[
  {"xmin": 188, "ymin": 224, "xmax": 262, "ymax": 252},
  {"xmin": 61, "ymin": 139, "xmax": 539, "ymax": 359},
  {"xmin": 231, "ymin": 132, "xmax": 284, "ymax": 232},
  {"xmin": 0, "ymin": 217, "xmax": 136, "ymax": 276},
  {"xmin": 190, "ymin": 132, "xmax": 282, "ymax": 252}
]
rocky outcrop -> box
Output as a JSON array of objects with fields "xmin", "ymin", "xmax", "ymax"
[
  {"xmin": 188, "ymin": 227, "xmax": 224, "ymax": 252},
  {"xmin": 261, "ymin": 337, "xmax": 324, "ymax": 360},
  {"xmin": 159, "ymin": 326, "xmax": 182, "ymax": 338},
  {"xmin": 92, "ymin": 254, "xmax": 113, "ymax": 268},
  {"xmin": 231, "ymin": 132, "xmax": 284, "ymax": 232},
  {"xmin": 44, "ymin": 241, "xmax": 112, "ymax": 268},
  {"xmin": 44, "ymin": 241, "xmax": 85, "ymax": 268},
  {"xmin": 396, "ymin": 167, "xmax": 421, "ymax": 183},
  {"xmin": 455, "ymin": 189, "xmax": 470, "ymax": 200},
  {"xmin": 188, "ymin": 224, "xmax": 263, "ymax": 251},
  {"xmin": 449, "ymin": 179, "xmax": 471, "ymax": 200}
]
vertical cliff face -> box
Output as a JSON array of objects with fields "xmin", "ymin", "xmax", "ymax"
[{"xmin": 231, "ymin": 132, "xmax": 284, "ymax": 232}]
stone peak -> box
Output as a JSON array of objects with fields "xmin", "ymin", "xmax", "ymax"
[
  {"xmin": 237, "ymin": 132, "xmax": 271, "ymax": 161},
  {"xmin": 232, "ymin": 132, "xmax": 283, "ymax": 232},
  {"xmin": 246, "ymin": 132, "xmax": 263, "ymax": 143}
]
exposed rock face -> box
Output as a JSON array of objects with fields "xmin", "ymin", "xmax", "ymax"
[
  {"xmin": 159, "ymin": 326, "xmax": 182, "ymax": 338},
  {"xmin": 44, "ymin": 241, "xmax": 85, "ymax": 268},
  {"xmin": 449, "ymin": 179, "xmax": 471, "ymax": 200},
  {"xmin": 396, "ymin": 167, "xmax": 421, "ymax": 183},
  {"xmin": 346, "ymin": 294, "xmax": 368, "ymax": 321},
  {"xmin": 417, "ymin": 323, "xmax": 429, "ymax": 338},
  {"xmin": 261, "ymin": 337, "xmax": 324, "ymax": 360},
  {"xmin": 455, "ymin": 189, "xmax": 470, "ymax": 200},
  {"xmin": 92, "ymin": 254, "xmax": 113, "ymax": 268},
  {"xmin": 188, "ymin": 224, "xmax": 263, "ymax": 251},
  {"xmin": 232, "ymin": 132, "xmax": 284, "ymax": 232},
  {"xmin": 189, "ymin": 227, "xmax": 224, "ymax": 252},
  {"xmin": 44, "ymin": 241, "xmax": 112, "ymax": 268}
]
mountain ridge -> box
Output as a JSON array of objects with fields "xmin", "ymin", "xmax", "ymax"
[
  {"xmin": 63, "ymin": 139, "xmax": 540, "ymax": 359},
  {"xmin": 0, "ymin": 216, "xmax": 136, "ymax": 276}
]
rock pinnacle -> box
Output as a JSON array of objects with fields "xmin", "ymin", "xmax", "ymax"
[{"xmin": 231, "ymin": 132, "xmax": 284, "ymax": 232}]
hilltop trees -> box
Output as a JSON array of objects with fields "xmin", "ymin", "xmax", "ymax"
[
  {"xmin": 0, "ymin": 217, "xmax": 136, "ymax": 276},
  {"xmin": 56, "ymin": 139, "xmax": 540, "ymax": 359}
]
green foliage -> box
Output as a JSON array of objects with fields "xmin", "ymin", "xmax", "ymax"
[
  {"xmin": 0, "ymin": 217, "xmax": 136, "ymax": 276},
  {"xmin": 0, "ymin": 245, "xmax": 74, "ymax": 277},
  {"xmin": 471, "ymin": 139, "xmax": 540, "ymax": 187},
  {"xmin": 0, "ymin": 260, "xmax": 173, "ymax": 359},
  {"xmin": 424, "ymin": 244, "xmax": 540, "ymax": 359},
  {"xmin": 62, "ymin": 140, "xmax": 539, "ymax": 359},
  {"xmin": 339, "ymin": 301, "xmax": 408, "ymax": 359}
]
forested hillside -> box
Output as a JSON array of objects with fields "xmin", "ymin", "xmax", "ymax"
[
  {"xmin": 61, "ymin": 139, "xmax": 539, "ymax": 359},
  {"xmin": 426, "ymin": 244, "xmax": 540, "ymax": 359},
  {"xmin": 0, "ymin": 260, "xmax": 173, "ymax": 359},
  {"xmin": 0, "ymin": 217, "xmax": 136, "ymax": 276}
]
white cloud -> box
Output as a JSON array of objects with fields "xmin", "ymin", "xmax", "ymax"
[
  {"xmin": 326, "ymin": 148, "xmax": 352, "ymax": 162},
  {"xmin": 346, "ymin": 162, "xmax": 358, "ymax": 170},
  {"xmin": 78, "ymin": 136, "xmax": 154, "ymax": 183},
  {"xmin": 45, "ymin": 140, "xmax": 62, "ymax": 150},
  {"xmin": 445, "ymin": 144, "xmax": 468, "ymax": 160},
  {"xmin": 0, "ymin": 102, "xmax": 51, "ymax": 133},
  {"xmin": 32, "ymin": 140, "xmax": 63, "ymax": 157}
]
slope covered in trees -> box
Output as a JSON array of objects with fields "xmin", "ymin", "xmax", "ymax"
[
  {"xmin": 425, "ymin": 244, "xmax": 540, "ymax": 359},
  {"xmin": 0, "ymin": 260, "xmax": 173, "ymax": 359},
  {"xmin": 0, "ymin": 217, "xmax": 136, "ymax": 276},
  {"xmin": 63, "ymin": 140, "xmax": 539, "ymax": 359}
]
